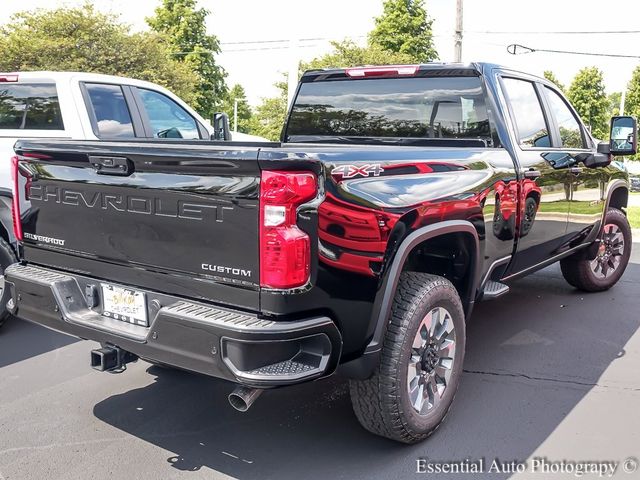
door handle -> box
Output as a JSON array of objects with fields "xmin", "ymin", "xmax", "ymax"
[
  {"xmin": 570, "ymin": 166, "xmax": 583, "ymax": 175},
  {"xmin": 523, "ymin": 169, "xmax": 541, "ymax": 180},
  {"xmin": 89, "ymin": 156, "xmax": 133, "ymax": 176}
]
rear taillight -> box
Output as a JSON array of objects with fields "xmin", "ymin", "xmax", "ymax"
[
  {"xmin": 10, "ymin": 156, "xmax": 23, "ymax": 241},
  {"xmin": 259, "ymin": 170, "xmax": 317, "ymax": 289}
]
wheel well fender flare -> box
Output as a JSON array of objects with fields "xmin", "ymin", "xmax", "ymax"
[
  {"xmin": 365, "ymin": 220, "xmax": 481, "ymax": 357},
  {"xmin": 601, "ymin": 180, "xmax": 629, "ymax": 235}
]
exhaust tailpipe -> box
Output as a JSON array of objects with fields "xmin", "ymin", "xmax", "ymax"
[{"xmin": 228, "ymin": 386, "xmax": 263, "ymax": 412}]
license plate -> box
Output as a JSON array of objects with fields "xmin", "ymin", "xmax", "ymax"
[{"xmin": 101, "ymin": 283, "xmax": 148, "ymax": 326}]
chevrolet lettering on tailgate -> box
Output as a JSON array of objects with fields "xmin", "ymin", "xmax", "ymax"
[{"xmin": 28, "ymin": 185, "xmax": 232, "ymax": 222}]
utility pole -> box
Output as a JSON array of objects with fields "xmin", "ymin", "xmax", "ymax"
[
  {"xmin": 287, "ymin": 38, "xmax": 299, "ymax": 109},
  {"xmin": 454, "ymin": 0, "xmax": 463, "ymax": 63},
  {"xmin": 233, "ymin": 99, "xmax": 238, "ymax": 133}
]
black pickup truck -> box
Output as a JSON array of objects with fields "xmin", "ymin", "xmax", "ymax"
[{"xmin": 6, "ymin": 63, "xmax": 635, "ymax": 444}]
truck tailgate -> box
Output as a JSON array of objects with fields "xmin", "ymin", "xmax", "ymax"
[{"xmin": 14, "ymin": 140, "xmax": 261, "ymax": 309}]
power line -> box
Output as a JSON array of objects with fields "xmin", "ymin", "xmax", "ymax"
[
  {"xmin": 224, "ymin": 44, "xmax": 320, "ymax": 53},
  {"xmin": 507, "ymin": 43, "xmax": 640, "ymax": 59},
  {"xmin": 219, "ymin": 37, "xmax": 332, "ymax": 46},
  {"xmin": 218, "ymin": 35, "xmax": 367, "ymax": 46},
  {"xmin": 216, "ymin": 30, "xmax": 640, "ymax": 47},
  {"xmin": 175, "ymin": 34, "xmax": 450, "ymax": 55},
  {"xmin": 469, "ymin": 29, "xmax": 640, "ymax": 35}
]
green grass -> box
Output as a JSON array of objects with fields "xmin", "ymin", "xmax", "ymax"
[
  {"xmin": 532, "ymin": 198, "xmax": 640, "ymax": 228},
  {"xmin": 536, "ymin": 200, "xmax": 602, "ymax": 215},
  {"xmin": 628, "ymin": 206, "xmax": 640, "ymax": 229}
]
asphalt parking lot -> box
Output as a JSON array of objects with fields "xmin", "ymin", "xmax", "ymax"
[{"xmin": 1, "ymin": 243, "xmax": 639, "ymax": 480}]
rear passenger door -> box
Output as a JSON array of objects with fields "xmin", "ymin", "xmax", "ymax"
[
  {"xmin": 82, "ymin": 83, "xmax": 143, "ymax": 139},
  {"xmin": 499, "ymin": 76, "xmax": 572, "ymax": 274}
]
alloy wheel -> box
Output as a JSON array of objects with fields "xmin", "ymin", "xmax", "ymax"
[
  {"xmin": 407, "ymin": 306, "xmax": 456, "ymax": 415},
  {"xmin": 590, "ymin": 223, "xmax": 625, "ymax": 279}
]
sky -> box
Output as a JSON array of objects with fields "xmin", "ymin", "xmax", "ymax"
[{"xmin": 2, "ymin": 0, "xmax": 640, "ymax": 106}]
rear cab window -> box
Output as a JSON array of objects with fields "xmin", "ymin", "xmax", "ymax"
[
  {"xmin": 0, "ymin": 83, "xmax": 64, "ymax": 130},
  {"xmin": 84, "ymin": 83, "xmax": 136, "ymax": 138},
  {"xmin": 285, "ymin": 75, "xmax": 495, "ymax": 146}
]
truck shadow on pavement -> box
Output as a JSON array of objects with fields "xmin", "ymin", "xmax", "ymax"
[
  {"xmin": 92, "ymin": 263, "xmax": 640, "ymax": 480},
  {"xmin": 0, "ymin": 317, "xmax": 78, "ymax": 368}
]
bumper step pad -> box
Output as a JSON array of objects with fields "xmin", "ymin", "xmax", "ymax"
[{"xmin": 248, "ymin": 360, "xmax": 316, "ymax": 377}]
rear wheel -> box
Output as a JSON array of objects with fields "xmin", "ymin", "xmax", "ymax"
[
  {"xmin": 560, "ymin": 208, "xmax": 631, "ymax": 292},
  {"xmin": 520, "ymin": 196, "xmax": 538, "ymax": 237},
  {"xmin": 0, "ymin": 237, "xmax": 18, "ymax": 329},
  {"xmin": 349, "ymin": 272, "xmax": 465, "ymax": 444},
  {"xmin": 492, "ymin": 197, "xmax": 515, "ymax": 240}
]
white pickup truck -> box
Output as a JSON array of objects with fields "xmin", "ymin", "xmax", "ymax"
[{"xmin": 0, "ymin": 71, "xmax": 263, "ymax": 325}]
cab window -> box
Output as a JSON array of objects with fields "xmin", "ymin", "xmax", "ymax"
[
  {"xmin": 502, "ymin": 78, "xmax": 550, "ymax": 148},
  {"xmin": 137, "ymin": 89, "xmax": 200, "ymax": 139},
  {"xmin": 544, "ymin": 87, "xmax": 586, "ymax": 149},
  {"xmin": 0, "ymin": 84, "xmax": 64, "ymax": 130},
  {"xmin": 85, "ymin": 83, "xmax": 135, "ymax": 138}
]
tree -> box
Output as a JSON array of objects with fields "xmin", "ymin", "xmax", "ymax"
[
  {"xmin": 251, "ymin": 40, "xmax": 416, "ymax": 141},
  {"xmin": 543, "ymin": 70, "xmax": 565, "ymax": 92},
  {"xmin": 0, "ymin": 5, "xmax": 198, "ymax": 104},
  {"xmin": 567, "ymin": 67, "xmax": 609, "ymax": 140},
  {"xmin": 250, "ymin": 80, "xmax": 288, "ymax": 141},
  {"xmin": 251, "ymin": 0, "xmax": 439, "ymax": 141},
  {"xmin": 221, "ymin": 84, "xmax": 253, "ymax": 134},
  {"xmin": 607, "ymin": 91, "xmax": 621, "ymax": 118},
  {"xmin": 147, "ymin": 0, "xmax": 226, "ymax": 120},
  {"xmin": 624, "ymin": 65, "xmax": 640, "ymax": 121},
  {"xmin": 368, "ymin": 0, "xmax": 438, "ymax": 62},
  {"xmin": 302, "ymin": 40, "xmax": 416, "ymax": 71},
  {"xmin": 623, "ymin": 66, "xmax": 640, "ymax": 160}
]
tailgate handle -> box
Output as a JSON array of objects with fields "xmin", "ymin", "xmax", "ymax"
[{"xmin": 89, "ymin": 156, "xmax": 133, "ymax": 176}]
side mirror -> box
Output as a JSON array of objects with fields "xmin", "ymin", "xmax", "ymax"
[
  {"xmin": 582, "ymin": 145, "xmax": 611, "ymax": 168},
  {"xmin": 212, "ymin": 112, "xmax": 231, "ymax": 141},
  {"xmin": 157, "ymin": 127, "xmax": 183, "ymax": 139},
  {"xmin": 609, "ymin": 115, "xmax": 637, "ymax": 156}
]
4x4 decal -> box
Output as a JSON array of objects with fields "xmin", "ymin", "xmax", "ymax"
[{"xmin": 331, "ymin": 164, "xmax": 384, "ymax": 179}]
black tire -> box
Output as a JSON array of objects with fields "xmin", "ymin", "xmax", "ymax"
[
  {"xmin": 349, "ymin": 272, "xmax": 465, "ymax": 444},
  {"xmin": 492, "ymin": 197, "xmax": 515, "ymax": 240},
  {"xmin": 520, "ymin": 196, "xmax": 538, "ymax": 237},
  {"xmin": 0, "ymin": 236, "xmax": 17, "ymax": 329},
  {"xmin": 560, "ymin": 208, "xmax": 631, "ymax": 292}
]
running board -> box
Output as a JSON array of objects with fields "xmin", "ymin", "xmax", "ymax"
[{"xmin": 481, "ymin": 280, "xmax": 510, "ymax": 300}]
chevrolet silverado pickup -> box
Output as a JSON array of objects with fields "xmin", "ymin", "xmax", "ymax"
[{"xmin": 6, "ymin": 63, "xmax": 635, "ymax": 444}]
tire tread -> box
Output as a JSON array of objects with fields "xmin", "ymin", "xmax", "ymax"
[
  {"xmin": 349, "ymin": 272, "xmax": 464, "ymax": 444},
  {"xmin": 560, "ymin": 208, "xmax": 631, "ymax": 292}
]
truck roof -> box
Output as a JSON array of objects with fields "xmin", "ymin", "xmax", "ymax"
[
  {"xmin": 0, "ymin": 71, "xmax": 179, "ymax": 93},
  {"xmin": 300, "ymin": 62, "xmax": 512, "ymax": 80}
]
